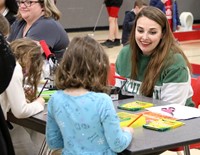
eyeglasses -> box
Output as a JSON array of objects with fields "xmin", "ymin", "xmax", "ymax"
[{"xmin": 16, "ymin": 0, "xmax": 40, "ymax": 7}]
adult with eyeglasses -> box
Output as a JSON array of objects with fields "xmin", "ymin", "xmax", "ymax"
[{"xmin": 7, "ymin": 0, "xmax": 69, "ymax": 61}]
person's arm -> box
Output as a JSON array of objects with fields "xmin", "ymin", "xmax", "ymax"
[
  {"xmin": 128, "ymin": 21, "xmax": 134, "ymax": 32},
  {"xmin": 160, "ymin": 54, "xmax": 194, "ymax": 107},
  {"xmin": 46, "ymin": 94, "xmax": 63, "ymax": 149},
  {"xmin": 123, "ymin": 11, "xmax": 135, "ymax": 32},
  {"xmin": 115, "ymin": 45, "xmax": 132, "ymax": 78},
  {"xmin": 5, "ymin": 64, "xmax": 44, "ymax": 118},
  {"xmin": 0, "ymin": 33, "xmax": 16, "ymax": 94},
  {"xmin": 99, "ymin": 95, "xmax": 133, "ymax": 153}
]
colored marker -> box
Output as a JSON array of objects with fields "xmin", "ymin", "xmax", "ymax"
[
  {"xmin": 120, "ymin": 117, "xmax": 131, "ymax": 122},
  {"xmin": 127, "ymin": 114, "xmax": 143, "ymax": 127},
  {"xmin": 37, "ymin": 79, "xmax": 49, "ymax": 97}
]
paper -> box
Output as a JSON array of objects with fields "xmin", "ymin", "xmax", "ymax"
[{"xmin": 146, "ymin": 104, "xmax": 200, "ymax": 120}]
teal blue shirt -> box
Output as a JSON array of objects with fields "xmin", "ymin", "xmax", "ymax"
[{"xmin": 46, "ymin": 90, "xmax": 132, "ymax": 155}]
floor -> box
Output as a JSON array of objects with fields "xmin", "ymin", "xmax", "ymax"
[
  {"xmin": 67, "ymin": 30, "xmax": 200, "ymax": 155},
  {"xmin": 67, "ymin": 30, "xmax": 200, "ymax": 65}
]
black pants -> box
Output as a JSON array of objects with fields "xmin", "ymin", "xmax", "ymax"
[{"xmin": 0, "ymin": 106, "xmax": 15, "ymax": 155}]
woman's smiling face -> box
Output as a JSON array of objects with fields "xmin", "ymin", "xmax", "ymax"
[
  {"xmin": 135, "ymin": 16, "xmax": 163, "ymax": 56},
  {"xmin": 18, "ymin": 0, "xmax": 44, "ymax": 22}
]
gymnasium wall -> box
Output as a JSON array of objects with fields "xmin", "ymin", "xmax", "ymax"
[{"xmin": 56, "ymin": 0, "xmax": 200, "ymax": 30}]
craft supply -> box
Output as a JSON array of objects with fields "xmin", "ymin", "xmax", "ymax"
[
  {"xmin": 127, "ymin": 114, "xmax": 143, "ymax": 127},
  {"xmin": 118, "ymin": 112, "xmax": 146, "ymax": 128},
  {"xmin": 118, "ymin": 101, "xmax": 154, "ymax": 111},
  {"xmin": 143, "ymin": 118, "xmax": 184, "ymax": 131},
  {"xmin": 37, "ymin": 79, "xmax": 49, "ymax": 97}
]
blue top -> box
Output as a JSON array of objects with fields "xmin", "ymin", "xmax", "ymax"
[
  {"xmin": 46, "ymin": 90, "xmax": 132, "ymax": 155},
  {"xmin": 150, "ymin": 0, "xmax": 166, "ymax": 13},
  {"xmin": 149, "ymin": 0, "xmax": 181, "ymax": 28},
  {"xmin": 121, "ymin": 10, "xmax": 136, "ymax": 46},
  {"xmin": 8, "ymin": 16, "xmax": 69, "ymax": 59}
]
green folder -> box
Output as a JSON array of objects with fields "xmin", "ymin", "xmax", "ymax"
[{"xmin": 40, "ymin": 90, "xmax": 56, "ymax": 102}]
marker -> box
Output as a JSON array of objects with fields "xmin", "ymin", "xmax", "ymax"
[
  {"xmin": 113, "ymin": 75, "xmax": 127, "ymax": 80},
  {"xmin": 127, "ymin": 114, "xmax": 143, "ymax": 127},
  {"xmin": 120, "ymin": 117, "xmax": 131, "ymax": 122},
  {"xmin": 37, "ymin": 79, "xmax": 49, "ymax": 97}
]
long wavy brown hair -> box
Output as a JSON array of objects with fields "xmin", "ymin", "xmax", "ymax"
[
  {"xmin": 10, "ymin": 38, "xmax": 44, "ymax": 101},
  {"xmin": 129, "ymin": 6, "xmax": 191, "ymax": 97},
  {"xmin": 55, "ymin": 36, "xmax": 110, "ymax": 93}
]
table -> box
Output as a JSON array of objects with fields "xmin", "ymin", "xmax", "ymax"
[
  {"xmin": 7, "ymin": 96, "xmax": 200, "ymax": 155},
  {"xmin": 114, "ymin": 96, "xmax": 200, "ymax": 155},
  {"xmin": 7, "ymin": 109, "xmax": 46, "ymax": 134}
]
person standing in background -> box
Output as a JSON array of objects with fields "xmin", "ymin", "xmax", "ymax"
[
  {"xmin": 149, "ymin": 0, "xmax": 167, "ymax": 12},
  {"xmin": 121, "ymin": 0, "xmax": 147, "ymax": 46},
  {"xmin": 8, "ymin": 0, "xmax": 69, "ymax": 61},
  {"xmin": 0, "ymin": 0, "xmax": 18, "ymax": 25},
  {"xmin": 101, "ymin": 0, "xmax": 123, "ymax": 48},
  {"xmin": 149, "ymin": 0, "xmax": 181, "ymax": 31}
]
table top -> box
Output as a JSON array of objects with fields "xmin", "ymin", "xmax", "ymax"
[
  {"xmin": 114, "ymin": 96, "xmax": 200, "ymax": 155},
  {"xmin": 7, "ymin": 95, "xmax": 200, "ymax": 155}
]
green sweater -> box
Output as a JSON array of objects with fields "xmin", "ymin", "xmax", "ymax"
[{"xmin": 115, "ymin": 45, "xmax": 194, "ymax": 107}]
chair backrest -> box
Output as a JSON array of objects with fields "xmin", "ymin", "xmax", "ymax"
[
  {"xmin": 191, "ymin": 77, "xmax": 200, "ymax": 108},
  {"xmin": 108, "ymin": 63, "xmax": 116, "ymax": 86},
  {"xmin": 191, "ymin": 63, "xmax": 200, "ymax": 74}
]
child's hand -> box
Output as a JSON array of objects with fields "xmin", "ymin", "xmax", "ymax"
[
  {"xmin": 35, "ymin": 96, "xmax": 45, "ymax": 107},
  {"xmin": 24, "ymin": 87, "xmax": 34, "ymax": 97},
  {"xmin": 122, "ymin": 127, "xmax": 134, "ymax": 135}
]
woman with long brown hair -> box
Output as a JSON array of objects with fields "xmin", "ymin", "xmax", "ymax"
[{"xmin": 116, "ymin": 6, "xmax": 194, "ymax": 107}]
